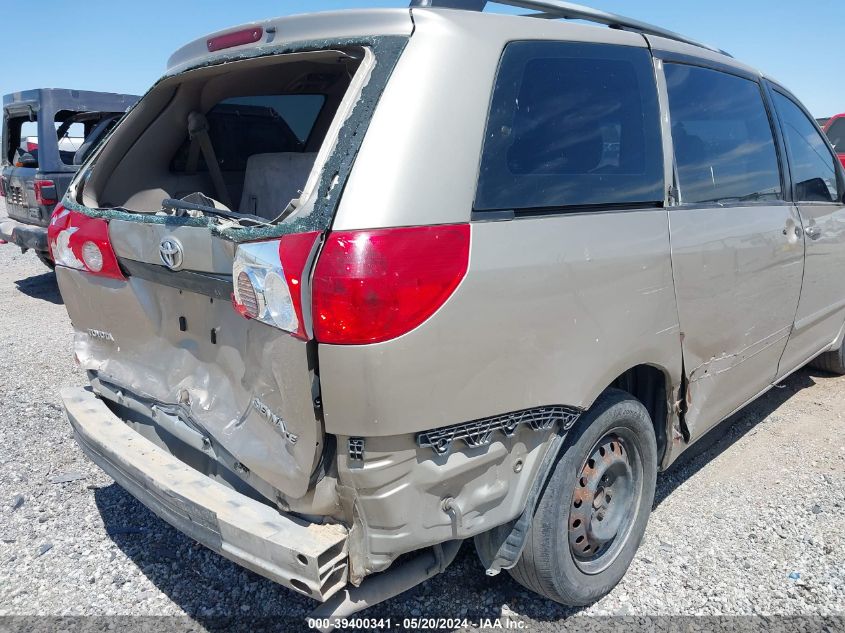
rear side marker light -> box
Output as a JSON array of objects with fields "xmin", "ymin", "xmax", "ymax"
[
  {"xmin": 232, "ymin": 231, "xmax": 320, "ymax": 339},
  {"xmin": 207, "ymin": 27, "xmax": 263, "ymax": 52},
  {"xmin": 47, "ymin": 204, "xmax": 125, "ymax": 280},
  {"xmin": 34, "ymin": 180, "xmax": 58, "ymax": 206},
  {"xmin": 312, "ymin": 224, "xmax": 471, "ymax": 345}
]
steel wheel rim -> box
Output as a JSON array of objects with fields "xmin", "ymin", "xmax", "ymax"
[{"xmin": 568, "ymin": 427, "xmax": 644, "ymax": 574}]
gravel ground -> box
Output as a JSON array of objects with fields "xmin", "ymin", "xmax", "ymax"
[{"xmin": 0, "ymin": 200, "xmax": 843, "ymax": 631}]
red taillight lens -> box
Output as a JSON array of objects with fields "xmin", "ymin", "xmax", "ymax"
[
  {"xmin": 47, "ymin": 205, "xmax": 125, "ymax": 280},
  {"xmin": 207, "ymin": 27, "xmax": 263, "ymax": 52},
  {"xmin": 26, "ymin": 140, "xmax": 38, "ymax": 153},
  {"xmin": 34, "ymin": 180, "xmax": 57, "ymax": 206},
  {"xmin": 312, "ymin": 224, "xmax": 470, "ymax": 345}
]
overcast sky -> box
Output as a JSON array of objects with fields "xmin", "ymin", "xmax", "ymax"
[{"xmin": 2, "ymin": 0, "xmax": 843, "ymax": 117}]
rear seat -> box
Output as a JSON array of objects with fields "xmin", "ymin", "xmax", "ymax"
[{"xmin": 239, "ymin": 152, "xmax": 317, "ymax": 218}]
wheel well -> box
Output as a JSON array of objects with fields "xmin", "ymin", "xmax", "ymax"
[{"xmin": 610, "ymin": 365, "xmax": 668, "ymax": 465}]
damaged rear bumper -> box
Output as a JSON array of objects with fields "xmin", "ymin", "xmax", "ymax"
[
  {"xmin": 61, "ymin": 386, "xmax": 349, "ymax": 601},
  {"xmin": 0, "ymin": 218, "xmax": 49, "ymax": 252}
]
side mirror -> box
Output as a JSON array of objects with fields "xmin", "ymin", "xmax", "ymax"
[{"xmin": 14, "ymin": 152, "xmax": 38, "ymax": 168}]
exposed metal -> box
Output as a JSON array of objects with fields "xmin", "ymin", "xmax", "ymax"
[
  {"xmin": 417, "ymin": 405, "xmax": 581, "ymax": 456},
  {"xmin": 409, "ymin": 0, "xmax": 729, "ymax": 56},
  {"xmin": 62, "ymin": 386, "xmax": 349, "ymax": 601}
]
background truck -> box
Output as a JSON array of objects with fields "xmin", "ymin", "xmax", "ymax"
[{"xmin": 1, "ymin": 89, "xmax": 137, "ymax": 267}]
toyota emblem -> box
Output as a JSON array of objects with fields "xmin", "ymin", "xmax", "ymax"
[{"xmin": 159, "ymin": 237, "xmax": 184, "ymax": 270}]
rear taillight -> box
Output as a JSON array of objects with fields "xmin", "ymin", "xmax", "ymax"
[
  {"xmin": 232, "ymin": 231, "xmax": 321, "ymax": 340},
  {"xmin": 34, "ymin": 180, "xmax": 57, "ymax": 206},
  {"xmin": 47, "ymin": 204, "xmax": 125, "ymax": 280},
  {"xmin": 312, "ymin": 224, "xmax": 471, "ymax": 345}
]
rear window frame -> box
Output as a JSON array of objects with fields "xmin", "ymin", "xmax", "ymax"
[{"xmin": 472, "ymin": 40, "xmax": 666, "ymax": 217}]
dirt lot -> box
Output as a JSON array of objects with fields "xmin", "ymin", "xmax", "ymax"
[{"xmin": 0, "ymin": 200, "xmax": 843, "ymax": 630}]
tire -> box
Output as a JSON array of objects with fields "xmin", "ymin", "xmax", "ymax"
[
  {"xmin": 35, "ymin": 251, "xmax": 55, "ymax": 270},
  {"xmin": 809, "ymin": 340, "xmax": 845, "ymax": 375},
  {"xmin": 509, "ymin": 388, "xmax": 657, "ymax": 606}
]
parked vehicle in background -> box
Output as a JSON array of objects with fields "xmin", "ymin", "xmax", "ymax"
[
  {"xmin": 1, "ymin": 89, "xmax": 137, "ymax": 268},
  {"xmin": 51, "ymin": 0, "xmax": 845, "ymax": 623},
  {"xmin": 823, "ymin": 114, "xmax": 845, "ymax": 168}
]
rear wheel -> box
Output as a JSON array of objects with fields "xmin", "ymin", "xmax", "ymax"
[
  {"xmin": 509, "ymin": 389, "xmax": 657, "ymax": 605},
  {"xmin": 809, "ymin": 339, "xmax": 845, "ymax": 375}
]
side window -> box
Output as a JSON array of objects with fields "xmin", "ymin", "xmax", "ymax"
[
  {"xmin": 772, "ymin": 92, "xmax": 840, "ymax": 203},
  {"xmin": 664, "ymin": 64, "xmax": 782, "ymax": 205},
  {"xmin": 475, "ymin": 42, "xmax": 664, "ymax": 212}
]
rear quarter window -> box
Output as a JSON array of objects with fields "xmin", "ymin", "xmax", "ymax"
[{"xmin": 474, "ymin": 41, "xmax": 664, "ymax": 212}]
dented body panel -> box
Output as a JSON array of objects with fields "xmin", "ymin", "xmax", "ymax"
[
  {"xmin": 668, "ymin": 203, "xmax": 805, "ymax": 442},
  {"xmin": 57, "ymin": 267, "xmax": 324, "ymax": 502}
]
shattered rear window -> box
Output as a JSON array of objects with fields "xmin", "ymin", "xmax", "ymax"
[{"xmin": 171, "ymin": 94, "xmax": 326, "ymax": 172}]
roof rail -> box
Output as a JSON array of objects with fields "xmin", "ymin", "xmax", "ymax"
[{"xmin": 409, "ymin": 0, "xmax": 730, "ymax": 57}]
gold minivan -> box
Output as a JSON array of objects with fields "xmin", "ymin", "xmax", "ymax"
[{"xmin": 52, "ymin": 0, "xmax": 845, "ymax": 622}]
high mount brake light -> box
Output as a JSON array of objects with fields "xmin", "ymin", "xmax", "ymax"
[
  {"xmin": 47, "ymin": 205, "xmax": 125, "ymax": 280},
  {"xmin": 207, "ymin": 27, "xmax": 263, "ymax": 52},
  {"xmin": 231, "ymin": 231, "xmax": 320, "ymax": 340},
  {"xmin": 312, "ymin": 224, "xmax": 471, "ymax": 345}
]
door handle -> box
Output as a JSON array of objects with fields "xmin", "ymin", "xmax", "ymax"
[{"xmin": 805, "ymin": 225, "xmax": 822, "ymax": 240}]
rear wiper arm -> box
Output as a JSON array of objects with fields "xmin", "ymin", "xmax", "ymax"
[{"xmin": 161, "ymin": 199, "xmax": 270, "ymax": 226}]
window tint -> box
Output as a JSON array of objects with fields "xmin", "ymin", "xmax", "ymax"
[
  {"xmin": 824, "ymin": 118, "xmax": 845, "ymax": 154},
  {"xmin": 475, "ymin": 42, "xmax": 664, "ymax": 212},
  {"xmin": 172, "ymin": 94, "xmax": 325, "ymax": 172},
  {"xmin": 773, "ymin": 92, "xmax": 840, "ymax": 203},
  {"xmin": 664, "ymin": 64, "xmax": 782, "ymax": 205}
]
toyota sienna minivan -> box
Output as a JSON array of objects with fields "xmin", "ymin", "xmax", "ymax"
[{"xmin": 52, "ymin": 0, "xmax": 845, "ymax": 621}]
